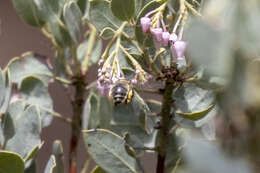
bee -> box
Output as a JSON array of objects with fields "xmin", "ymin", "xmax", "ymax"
[{"xmin": 109, "ymin": 79, "xmax": 133, "ymax": 105}]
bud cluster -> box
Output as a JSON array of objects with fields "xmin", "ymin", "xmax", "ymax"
[
  {"xmin": 140, "ymin": 7, "xmax": 187, "ymax": 61},
  {"xmin": 130, "ymin": 69, "xmax": 153, "ymax": 85}
]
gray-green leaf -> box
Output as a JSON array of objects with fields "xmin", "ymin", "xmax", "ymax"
[
  {"xmin": 0, "ymin": 69, "xmax": 11, "ymax": 114},
  {"xmin": 82, "ymin": 92, "xmax": 113, "ymax": 130},
  {"xmin": 20, "ymin": 76, "xmax": 53, "ymax": 127},
  {"xmin": 173, "ymin": 83, "xmax": 215, "ymax": 120},
  {"xmin": 83, "ymin": 129, "xmax": 143, "ymax": 173},
  {"xmin": 89, "ymin": 0, "xmax": 122, "ymax": 39},
  {"xmin": 5, "ymin": 104, "xmax": 41, "ymax": 158},
  {"xmin": 111, "ymin": 0, "xmax": 135, "ymax": 21},
  {"xmin": 63, "ymin": 1, "xmax": 83, "ymax": 44},
  {"xmin": 11, "ymin": 0, "xmax": 44, "ymax": 27},
  {"xmin": 7, "ymin": 52, "xmax": 53, "ymax": 86}
]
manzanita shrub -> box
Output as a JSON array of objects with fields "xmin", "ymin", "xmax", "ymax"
[{"xmin": 0, "ymin": 0, "xmax": 260, "ymax": 173}]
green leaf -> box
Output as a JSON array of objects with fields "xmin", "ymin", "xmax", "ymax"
[
  {"xmin": 99, "ymin": 96, "xmax": 113, "ymax": 128},
  {"xmin": 54, "ymin": 48, "xmax": 72, "ymax": 80},
  {"xmin": 82, "ymin": 92, "xmax": 100, "ymax": 129},
  {"xmin": 112, "ymin": 102, "xmax": 139, "ymax": 125},
  {"xmin": 91, "ymin": 166, "xmax": 107, "ymax": 173},
  {"xmin": 183, "ymin": 136, "xmax": 252, "ymax": 173},
  {"xmin": 111, "ymin": 92, "xmax": 156, "ymax": 137},
  {"xmin": 7, "ymin": 52, "xmax": 53, "ymax": 86},
  {"xmin": 123, "ymin": 133, "xmax": 144, "ymax": 157},
  {"xmin": 82, "ymin": 92, "xmax": 113, "ymax": 129},
  {"xmin": 133, "ymin": 91, "xmax": 154, "ymax": 134},
  {"xmin": 109, "ymin": 42, "xmax": 134, "ymax": 71},
  {"xmin": 77, "ymin": 35, "xmax": 102, "ymax": 66},
  {"xmin": 232, "ymin": 1, "xmax": 260, "ymax": 57},
  {"xmin": 83, "ymin": 129, "xmax": 143, "ymax": 173},
  {"xmin": 174, "ymin": 105, "xmax": 217, "ymax": 129},
  {"xmin": 11, "ymin": 0, "xmax": 44, "ymax": 27},
  {"xmin": 167, "ymin": 0, "xmax": 180, "ymax": 13},
  {"xmin": 25, "ymin": 160, "xmax": 37, "ymax": 173},
  {"xmin": 63, "ymin": 1, "xmax": 83, "ymax": 44},
  {"xmin": 122, "ymin": 67, "xmax": 136, "ymax": 81},
  {"xmin": 100, "ymin": 27, "xmax": 116, "ymax": 40},
  {"xmin": 78, "ymin": 0, "xmax": 89, "ymax": 15},
  {"xmin": 1, "ymin": 112, "xmax": 15, "ymax": 143},
  {"xmin": 193, "ymin": 67, "xmax": 227, "ymax": 90},
  {"xmin": 135, "ymin": 0, "xmax": 144, "ymax": 17},
  {"xmin": 0, "ymin": 151, "xmax": 24, "ymax": 173},
  {"xmin": 34, "ymin": 0, "xmax": 67, "ymax": 22},
  {"xmin": 89, "ymin": 0, "xmax": 122, "ymax": 39},
  {"xmin": 52, "ymin": 140, "xmax": 65, "ymax": 173},
  {"xmin": 24, "ymin": 144, "xmax": 42, "ymax": 170},
  {"xmin": 110, "ymin": 125, "xmax": 157, "ymax": 148},
  {"xmin": 5, "ymin": 104, "xmax": 41, "ymax": 158},
  {"xmin": 1, "ymin": 100, "xmax": 25, "ymax": 144},
  {"xmin": 44, "ymin": 155, "xmax": 56, "ymax": 173},
  {"xmin": 135, "ymin": 0, "xmax": 162, "ymax": 46},
  {"xmin": 176, "ymin": 104, "xmax": 215, "ymax": 121},
  {"xmin": 146, "ymin": 99, "xmax": 161, "ymax": 114},
  {"xmin": 20, "ymin": 76, "xmax": 53, "ymax": 127},
  {"xmin": 173, "ymin": 83, "xmax": 215, "ymax": 120},
  {"xmin": 111, "ymin": 0, "xmax": 135, "ymax": 21},
  {"xmin": 48, "ymin": 19, "xmax": 73, "ymax": 47},
  {"xmin": 24, "ymin": 144, "xmax": 42, "ymax": 163},
  {"xmin": 186, "ymin": 19, "xmax": 233, "ymax": 79},
  {"xmin": 0, "ymin": 69, "xmax": 11, "ymax": 114},
  {"xmin": 121, "ymin": 36, "xmax": 141, "ymax": 55},
  {"xmin": 34, "ymin": 0, "xmax": 73, "ymax": 47}
]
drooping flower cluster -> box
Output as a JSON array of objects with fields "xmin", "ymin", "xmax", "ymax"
[
  {"xmin": 140, "ymin": 9, "xmax": 187, "ymax": 61},
  {"xmin": 97, "ymin": 58, "xmax": 152, "ymax": 96},
  {"xmin": 97, "ymin": 59, "xmax": 112, "ymax": 96}
]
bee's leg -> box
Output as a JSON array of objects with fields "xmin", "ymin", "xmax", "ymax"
[{"xmin": 125, "ymin": 89, "xmax": 133, "ymax": 104}]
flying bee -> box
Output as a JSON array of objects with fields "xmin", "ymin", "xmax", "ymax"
[{"xmin": 109, "ymin": 79, "xmax": 133, "ymax": 105}]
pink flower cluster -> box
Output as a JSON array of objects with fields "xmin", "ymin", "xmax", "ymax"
[
  {"xmin": 97, "ymin": 58, "xmax": 153, "ymax": 95},
  {"xmin": 97, "ymin": 59, "xmax": 112, "ymax": 96},
  {"xmin": 140, "ymin": 14, "xmax": 187, "ymax": 61}
]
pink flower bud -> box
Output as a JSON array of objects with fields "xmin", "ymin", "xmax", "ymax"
[
  {"xmin": 112, "ymin": 76, "xmax": 119, "ymax": 83},
  {"xmin": 150, "ymin": 28, "xmax": 163, "ymax": 42},
  {"xmin": 147, "ymin": 74, "xmax": 153, "ymax": 81},
  {"xmin": 169, "ymin": 33, "xmax": 178, "ymax": 43},
  {"xmin": 131, "ymin": 79, "xmax": 137, "ymax": 85},
  {"xmin": 162, "ymin": 32, "xmax": 170, "ymax": 46},
  {"xmin": 171, "ymin": 41, "xmax": 187, "ymax": 60},
  {"xmin": 140, "ymin": 17, "xmax": 151, "ymax": 33},
  {"xmin": 98, "ymin": 75, "xmax": 104, "ymax": 82},
  {"xmin": 98, "ymin": 59, "xmax": 104, "ymax": 66}
]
